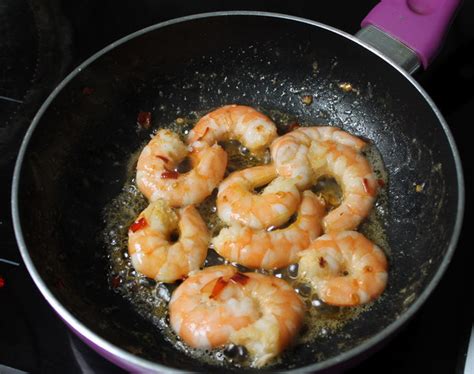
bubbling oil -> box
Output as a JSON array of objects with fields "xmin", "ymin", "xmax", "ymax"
[{"xmin": 102, "ymin": 113, "xmax": 390, "ymax": 368}]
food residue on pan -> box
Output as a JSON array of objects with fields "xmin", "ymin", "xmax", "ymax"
[
  {"xmin": 103, "ymin": 105, "xmax": 389, "ymax": 368},
  {"xmin": 301, "ymin": 95, "xmax": 313, "ymax": 105}
]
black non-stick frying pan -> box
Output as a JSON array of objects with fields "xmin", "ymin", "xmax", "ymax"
[{"xmin": 12, "ymin": 4, "xmax": 464, "ymax": 373}]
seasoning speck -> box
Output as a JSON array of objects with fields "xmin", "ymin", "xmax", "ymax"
[
  {"xmin": 339, "ymin": 83, "xmax": 353, "ymax": 93},
  {"xmin": 176, "ymin": 117, "xmax": 185, "ymax": 125},
  {"xmin": 301, "ymin": 95, "xmax": 313, "ymax": 105},
  {"xmin": 415, "ymin": 183, "xmax": 425, "ymax": 192}
]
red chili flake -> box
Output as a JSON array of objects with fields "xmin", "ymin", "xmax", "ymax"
[
  {"xmin": 377, "ymin": 179, "xmax": 386, "ymax": 188},
  {"xmin": 111, "ymin": 275, "xmax": 121, "ymax": 289},
  {"xmin": 318, "ymin": 257, "xmax": 327, "ymax": 268},
  {"xmin": 82, "ymin": 87, "xmax": 94, "ymax": 95},
  {"xmin": 230, "ymin": 272, "xmax": 250, "ymax": 285},
  {"xmin": 161, "ymin": 170, "xmax": 179, "ymax": 179},
  {"xmin": 130, "ymin": 217, "xmax": 148, "ymax": 232},
  {"xmin": 137, "ymin": 111, "xmax": 152, "ymax": 129},
  {"xmin": 210, "ymin": 277, "xmax": 228, "ymax": 299},
  {"xmin": 197, "ymin": 127, "xmax": 209, "ymax": 140},
  {"xmin": 287, "ymin": 122, "xmax": 300, "ymax": 132},
  {"xmin": 156, "ymin": 155, "xmax": 169, "ymax": 163},
  {"xmin": 362, "ymin": 178, "xmax": 375, "ymax": 195},
  {"xmin": 0, "ymin": 276, "xmax": 5, "ymax": 288}
]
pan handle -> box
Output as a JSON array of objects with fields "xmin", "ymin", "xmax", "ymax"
[{"xmin": 356, "ymin": 0, "xmax": 461, "ymax": 74}]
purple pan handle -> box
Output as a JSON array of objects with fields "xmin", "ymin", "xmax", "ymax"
[{"xmin": 360, "ymin": 0, "xmax": 461, "ymax": 69}]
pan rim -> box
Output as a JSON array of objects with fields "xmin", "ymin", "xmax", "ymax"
[{"xmin": 11, "ymin": 10, "xmax": 465, "ymax": 373}]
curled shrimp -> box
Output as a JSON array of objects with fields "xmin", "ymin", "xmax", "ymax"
[
  {"xmin": 136, "ymin": 129, "xmax": 227, "ymax": 207},
  {"xmin": 298, "ymin": 231, "xmax": 388, "ymax": 306},
  {"xmin": 309, "ymin": 141, "xmax": 378, "ymax": 232},
  {"xmin": 217, "ymin": 165, "xmax": 301, "ymax": 230},
  {"xmin": 270, "ymin": 126, "xmax": 367, "ymax": 189},
  {"xmin": 213, "ymin": 191, "xmax": 326, "ymax": 269},
  {"xmin": 188, "ymin": 105, "xmax": 278, "ymax": 154},
  {"xmin": 128, "ymin": 199, "xmax": 209, "ymax": 283},
  {"xmin": 169, "ymin": 265, "xmax": 305, "ymax": 367}
]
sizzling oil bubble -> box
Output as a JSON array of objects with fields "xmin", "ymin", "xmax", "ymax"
[
  {"xmin": 102, "ymin": 112, "xmax": 389, "ymax": 368},
  {"xmin": 287, "ymin": 263, "xmax": 299, "ymax": 279}
]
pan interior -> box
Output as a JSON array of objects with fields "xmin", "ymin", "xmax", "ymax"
[{"xmin": 16, "ymin": 15, "xmax": 460, "ymax": 371}]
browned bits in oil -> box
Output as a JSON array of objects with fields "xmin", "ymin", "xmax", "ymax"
[
  {"xmin": 339, "ymin": 82, "xmax": 353, "ymax": 93},
  {"xmin": 313, "ymin": 177, "xmax": 342, "ymax": 208},
  {"xmin": 301, "ymin": 95, "xmax": 313, "ymax": 105},
  {"xmin": 415, "ymin": 183, "xmax": 425, "ymax": 192},
  {"xmin": 176, "ymin": 117, "xmax": 185, "ymax": 125}
]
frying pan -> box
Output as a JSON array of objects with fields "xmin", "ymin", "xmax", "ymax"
[{"xmin": 11, "ymin": 1, "xmax": 464, "ymax": 372}]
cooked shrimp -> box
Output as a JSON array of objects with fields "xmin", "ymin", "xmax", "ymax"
[
  {"xmin": 217, "ymin": 165, "xmax": 301, "ymax": 230},
  {"xmin": 188, "ymin": 105, "xmax": 277, "ymax": 154},
  {"xmin": 270, "ymin": 126, "xmax": 367, "ymax": 189},
  {"xmin": 213, "ymin": 191, "xmax": 326, "ymax": 269},
  {"xmin": 309, "ymin": 141, "xmax": 378, "ymax": 232},
  {"xmin": 298, "ymin": 231, "xmax": 388, "ymax": 306},
  {"xmin": 169, "ymin": 265, "xmax": 305, "ymax": 367},
  {"xmin": 128, "ymin": 199, "xmax": 209, "ymax": 282},
  {"xmin": 136, "ymin": 129, "xmax": 227, "ymax": 207}
]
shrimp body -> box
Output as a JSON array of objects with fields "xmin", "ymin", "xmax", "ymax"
[
  {"xmin": 309, "ymin": 141, "xmax": 377, "ymax": 232},
  {"xmin": 169, "ymin": 265, "xmax": 305, "ymax": 367},
  {"xmin": 217, "ymin": 165, "xmax": 301, "ymax": 230},
  {"xmin": 270, "ymin": 126, "xmax": 367, "ymax": 189},
  {"xmin": 188, "ymin": 105, "xmax": 277, "ymax": 154},
  {"xmin": 298, "ymin": 231, "xmax": 388, "ymax": 306},
  {"xmin": 213, "ymin": 191, "xmax": 326, "ymax": 269},
  {"xmin": 128, "ymin": 199, "xmax": 209, "ymax": 282},
  {"xmin": 137, "ymin": 129, "xmax": 227, "ymax": 207}
]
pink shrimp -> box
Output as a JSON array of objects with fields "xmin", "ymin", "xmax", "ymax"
[
  {"xmin": 128, "ymin": 199, "xmax": 209, "ymax": 282},
  {"xmin": 213, "ymin": 191, "xmax": 326, "ymax": 269},
  {"xmin": 298, "ymin": 231, "xmax": 388, "ymax": 306},
  {"xmin": 169, "ymin": 265, "xmax": 305, "ymax": 367},
  {"xmin": 217, "ymin": 165, "xmax": 301, "ymax": 230},
  {"xmin": 309, "ymin": 141, "xmax": 378, "ymax": 232},
  {"xmin": 270, "ymin": 126, "xmax": 367, "ymax": 189},
  {"xmin": 188, "ymin": 105, "xmax": 277, "ymax": 154},
  {"xmin": 136, "ymin": 129, "xmax": 227, "ymax": 207}
]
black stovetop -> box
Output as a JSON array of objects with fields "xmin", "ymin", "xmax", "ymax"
[{"xmin": 1, "ymin": 1, "xmax": 472, "ymax": 373}]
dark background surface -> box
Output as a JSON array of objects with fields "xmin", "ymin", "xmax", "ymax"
[{"xmin": 1, "ymin": 0, "xmax": 472, "ymax": 372}]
